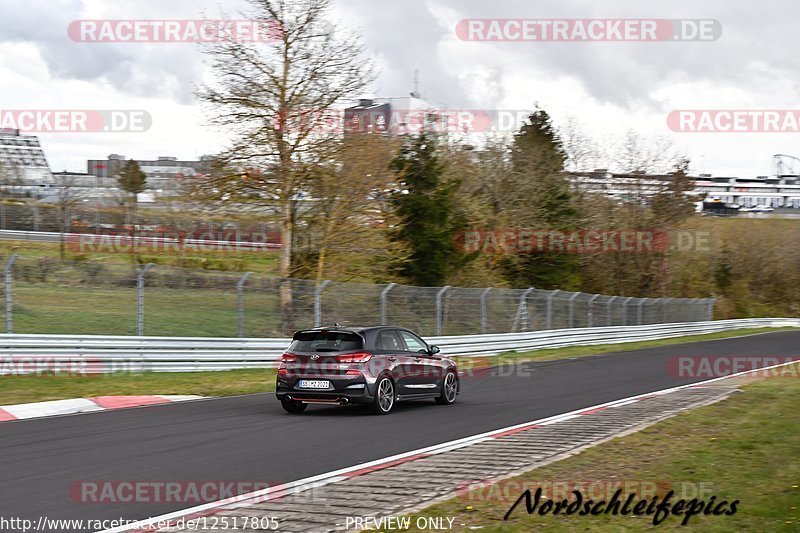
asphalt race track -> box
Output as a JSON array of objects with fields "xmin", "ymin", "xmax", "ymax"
[{"xmin": 1, "ymin": 330, "xmax": 798, "ymax": 531}]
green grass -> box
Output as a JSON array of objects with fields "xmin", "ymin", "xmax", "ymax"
[
  {"xmin": 10, "ymin": 284, "xmax": 285, "ymax": 337},
  {"xmin": 0, "ymin": 369, "xmax": 277, "ymax": 405},
  {"xmin": 0, "ymin": 240, "xmax": 281, "ymax": 274},
  {"xmin": 406, "ymin": 367, "xmax": 800, "ymax": 532}
]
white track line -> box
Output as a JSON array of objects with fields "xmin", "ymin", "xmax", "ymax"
[{"xmin": 101, "ymin": 358, "xmax": 800, "ymax": 533}]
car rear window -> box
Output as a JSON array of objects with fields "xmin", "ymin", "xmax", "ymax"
[{"xmin": 289, "ymin": 331, "xmax": 363, "ymax": 353}]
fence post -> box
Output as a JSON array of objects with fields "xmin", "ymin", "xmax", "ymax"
[
  {"xmin": 380, "ymin": 283, "xmax": 396, "ymax": 325},
  {"xmin": 314, "ymin": 280, "xmax": 331, "ymax": 327},
  {"xmin": 637, "ymin": 298, "xmax": 649, "ymax": 325},
  {"xmin": 622, "ymin": 296, "xmax": 634, "ymax": 326},
  {"xmin": 4, "ymin": 254, "xmax": 18, "ymax": 333},
  {"xmin": 587, "ymin": 294, "xmax": 600, "ymax": 327},
  {"xmin": 511, "ymin": 288, "xmax": 535, "ymax": 332},
  {"xmin": 137, "ymin": 263, "xmax": 155, "ymax": 336},
  {"xmin": 480, "ymin": 287, "xmax": 492, "ymax": 334},
  {"xmin": 661, "ymin": 298, "xmax": 673, "ymax": 323},
  {"xmin": 237, "ymin": 272, "xmax": 253, "ymax": 337},
  {"xmin": 546, "ymin": 289, "xmax": 560, "ymax": 330},
  {"xmin": 435, "ymin": 286, "xmax": 451, "ymax": 336},
  {"xmin": 568, "ymin": 292, "xmax": 580, "ymax": 328},
  {"xmin": 606, "ymin": 295, "xmax": 617, "ymax": 326}
]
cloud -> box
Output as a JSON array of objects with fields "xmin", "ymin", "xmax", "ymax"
[{"xmin": 1, "ymin": 0, "xmax": 799, "ymax": 176}]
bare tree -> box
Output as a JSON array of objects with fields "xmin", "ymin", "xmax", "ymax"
[
  {"xmin": 197, "ymin": 0, "xmax": 375, "ymax": 328},
  {"xmin": 53, "ymin": 174, "xmax": 84, "ymax": 259},
  {"xmin": 300, "ymin": 133, "xmax": 403, "ymax": 283},
  {"xmin": 614, "ymin": 130, "xmax": 682, "ymax": 174}
]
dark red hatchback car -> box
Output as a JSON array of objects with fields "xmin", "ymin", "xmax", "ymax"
[{"xmin": 276, "ymin": 326, "xmax": 459, "ymax": 414}]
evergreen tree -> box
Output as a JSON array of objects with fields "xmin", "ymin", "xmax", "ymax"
[
  {"xmin": 117, "ymin": 160, "xmax": 147, "ymax": 205},
  {"xmin": 389, "ymin": 133, "xmax": 467, "ymax": 286},
  {"xmin": 501, "ymin": 108, "xmax": 581, "ymax": 289}
]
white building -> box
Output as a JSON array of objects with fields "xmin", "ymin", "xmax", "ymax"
[
  {"xmin": 0, "ymin": 128, "xmax": 53, "ymax": 190},
  {"xmin": 570, "ymin": 169, "xmax": 800, "ymax": 209}
]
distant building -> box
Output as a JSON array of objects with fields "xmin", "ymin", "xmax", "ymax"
[
  {"xmin": 569, "ymin": 169, "xmax": 800, "ymax": 208},
  {"xmin": 344, "ymin": 96, "xmax": 446, "ymax": 135},
  {"xmin": 0, "ymin": 128, "xmax": 53, "ymax": 187},
  {"xmin": 87, "ymin": 154, "xmax": 216, "ymax": 191}
]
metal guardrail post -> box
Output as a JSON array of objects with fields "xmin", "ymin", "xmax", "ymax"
[
  {"xmin": 587, "ymin": 294, "xmax": 600, "ymax": 327},
  {"xmin": 435, "ymin": 286, "xmax": 451, "ymax": 336},
  {"xmin": 314, "ymin": 280, "xmax": 331, "ymax": 328},
  {"xmin": 546, "ymin": 289, "xmax": 560, "ymax": 330},
  {"xmin": 380, "ymin": 283, "xmax": 396, "ymax": 325},
  {"xmin": 606, "ymin": 295, "xmax": 617, "ymax": 326},
  {"xmin": 4, "ymin": 254, "xmax": 18, "ymax": 333},
  {"xmin": 236, "ymin": 272, "xmax": 253, "ymax": 337},
  {"xmin": 567, "ymin": 292, "xmax": 581, "ymax": 328},
  {"xmin": 480, "ymin": 287, "xmax": 492, "ymax": 334},
  {"xmin": 622, "ymin": 296, "xmax": 634, "ymax": 326},
  {"xmin": 137, "ymin": 263, "xmax": 155, "ymax": 336}
]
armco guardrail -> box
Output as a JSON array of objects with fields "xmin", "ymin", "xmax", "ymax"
[{"xmin": 0, "ymin": 318, "xmax": 797, "ymax": 373}]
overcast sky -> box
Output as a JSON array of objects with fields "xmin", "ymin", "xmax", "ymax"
[{"xmin": 1, "ymin": 0, "xmax": 799, "ymax": 177}]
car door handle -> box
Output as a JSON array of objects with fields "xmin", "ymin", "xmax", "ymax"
[
  {"xmin": 388, "ymin": 356, "xmax": 397, "ymax": 361},
  {"xmin": 413, "ymin": 357, "xmax": 422, "ymax": 362}
]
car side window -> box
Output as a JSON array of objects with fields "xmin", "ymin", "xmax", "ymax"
[
  {"xmin": 399, "ymin": 331, "xmax": 428, "ymax": 354},
  {"xmin": 377, "ymin": 330, "xmax": 403, "ymax": 352}
]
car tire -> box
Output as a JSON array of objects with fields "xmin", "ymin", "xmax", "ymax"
[
  {"xmin": 371, "ymin": 376, "xmax": 395, "ymax": 415},
  {"xmin": 435, "ymin": 371, "xmax": 458, "ymax": 405},
  {"xmin": 281, "ymin": 398, "xmax": 307, "ymax": 414}
]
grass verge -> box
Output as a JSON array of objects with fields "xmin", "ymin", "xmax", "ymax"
[
  {"xmin": 0, "ymin": 369, "xmax": 276, "ymax": 405},
  {"xmin": 406, "ymin": 366, "xmax": 800, "ymax": 532}
]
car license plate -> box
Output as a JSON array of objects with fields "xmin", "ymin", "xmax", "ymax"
[{"xmin": 298, "ymin": 379, "xmax": 331, "ymax": 389}]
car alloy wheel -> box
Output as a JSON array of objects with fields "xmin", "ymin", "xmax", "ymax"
[
  {"xmin": 372, "ymin": 377, "xmax": 395, "ymax": 414},
  {"xmin": 436, "ymin": 371, "xmax": 457, "ymax": 405}
]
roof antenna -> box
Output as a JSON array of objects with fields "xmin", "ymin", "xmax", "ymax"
[{"xmin": 410, "ymin": 69, "xmax": 422, "ymax": 99}]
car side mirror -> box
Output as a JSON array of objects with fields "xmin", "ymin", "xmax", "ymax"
[{"xmin": 429, "ymin": 345, "xmax": 441, "ymax": 355}]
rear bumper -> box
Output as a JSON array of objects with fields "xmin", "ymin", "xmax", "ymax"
[{"xmin": 276, "ymin": 375, "xmax": 374, "ymax": 405}]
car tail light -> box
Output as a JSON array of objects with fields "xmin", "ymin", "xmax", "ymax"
[
  {"xmin": 346, "ymin": 369, "xmax": 362, "ymax": 376},
  {"xmin": 337, "ymin": 352, "xmax": 372, "ymax": 363},
  {"xmin": 277, "ymin": 368, "xmax": 288, "ymax": 376},
  {"xmin": 281, "ymin": 352, "xmax": 297, "ymax": 363}
]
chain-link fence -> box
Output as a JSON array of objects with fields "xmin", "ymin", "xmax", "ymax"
[{"xmin": 0, "ymin": 254, "xmax": 714, "ymax": 337}]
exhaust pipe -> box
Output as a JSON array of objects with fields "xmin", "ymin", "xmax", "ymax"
[{"xmin": 338, "ymin": 398, "xmax": 350, "ymax": 405}]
